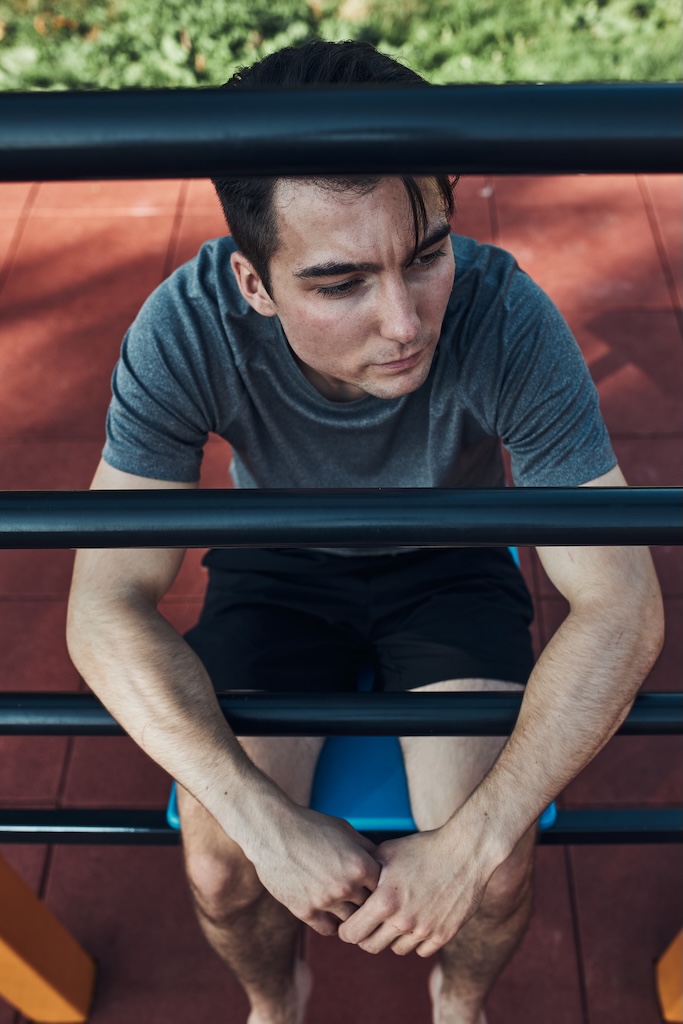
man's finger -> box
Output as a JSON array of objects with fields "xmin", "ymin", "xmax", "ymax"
[
  {"xmin": 416, "ymin": 937, "xmax": 443, "ymax": 958},
  {"xmin": 307, "ymin": 910, "xmax": 341, "ymax": 937},
  {"xmin": 329, "ymin": 901, "xmax": 362, "ymax": 922},
  {"xmin": 358, "ymin": 921, "xmax": 403, "ymax": 955},
  {"xmin": 390, "ymin": 933, "xmax": 423, "ymax": 957},
  {"xmin": 355, "ymin": 832, "xmax": 379, "ymax": 856},
  {"xmin": 356, "ymin": 853, "xmax": 382, "ymax": 891},
  {"xmin": 337, "ymin": 895, "xmax": 385, "ymax": 944}
]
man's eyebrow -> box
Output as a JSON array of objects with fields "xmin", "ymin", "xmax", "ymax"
[
  {"xmin": 293, "ymin": 222, "xmax": 452, "ymax": 280},
  {"xmin": 294, "ymin": 259, "xmax": 380, "ymax": 280},
  {"xmin": 415, "ymin": 222, "xmax": 452, "ymax": 254}
]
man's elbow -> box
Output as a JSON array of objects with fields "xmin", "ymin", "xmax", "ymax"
[
  {"xmin": 639, "ymin": 584, "xmax": 665, "ymax": 670},
  {"xmin": 616, "ymin": 572, "xmax": 665, "ymax": 683},
  {"xmin": 66, "ymin": 588, "xmax": 105, "ymax": 670},
  {"xmin": 66, "ymin": 584, "xmax": 137, "ymax": 669}
]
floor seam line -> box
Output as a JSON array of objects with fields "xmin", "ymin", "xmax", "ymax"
[
  {"xmin": 487, "ymin": 175, "xmax": 501, "ymax": 245},
  {"xmin": 0, "ymin": 182, "xmax": 40, "ymax": 300},
  {"xmin": 36, "ymin": 844, "xmax": 54, "ymax": 903},
  {"xmin": 161, "ymin": 179, "xmax": 190, "ymax": 283},
  {"xmin": 636, "ymin": 175, "xmax": 683, "ymax": 340},
  {"xmin": 564, "ymin": 846, "xmax": 592, "ymax": 1024},
  {"xmin": 55, "ymin": 736, "xmax": 76, "ymax": 808}
]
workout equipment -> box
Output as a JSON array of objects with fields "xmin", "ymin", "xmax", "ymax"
[
  {"xmin": 165, "ymin": 751, "xmax": 558, "ymax": 835},
  {"xmin": 167, "ymin": 650, "xmax": 557, "ymax": 837},
  {"xmin": 0, "ymin": 854, "xmax": 96, "ymax": 1022},
  {"xmin": 656, "ymin": 929, "xmax": 683, "ymax": 1024},
  {"xmin": 0, "ymin": 77, "xmax": 680, "ymax": 1024},
  {"xmin": 0, "ymin": 487, "xmax": 679, "ymax": 548},
  {"xmin": 1, "ymin": 84, "xmax": 679, "ymax": 180}
]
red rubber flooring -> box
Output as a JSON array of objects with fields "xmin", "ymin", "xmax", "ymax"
[{"xmin": 0, "ymin": 174, "xmax": 681, "ymax": 1024}]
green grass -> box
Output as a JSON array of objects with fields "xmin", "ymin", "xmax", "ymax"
[{"xmin": 0, "ymin": 0, "xmax": 680, "ymax": 89}]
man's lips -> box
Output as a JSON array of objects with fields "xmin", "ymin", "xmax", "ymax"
[{"xmin": 376, "ymin": 349, "xmax": 424, "ymax": 371}]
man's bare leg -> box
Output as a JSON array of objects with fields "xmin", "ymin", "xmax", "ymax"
[
  {"xmin": 178, "ymin": 735, "xmax": 324, "ymax": 1024},
  {"xmin": 400, "ymin": 679, "xmax": 536, "ymax": 1024}
]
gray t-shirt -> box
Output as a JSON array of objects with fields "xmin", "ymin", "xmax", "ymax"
[{"xmin": 103, "ymin": 234, "xmax": 616, "ymax": 503}]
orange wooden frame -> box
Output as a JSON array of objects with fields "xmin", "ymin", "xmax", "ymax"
[
  {"xmin": 656, "ymin": 929, "xmax": 683, "ymax": 1024},
  {"xmin": 0, "ymin": 854, "xmax": 96, "ymax": 1023}
]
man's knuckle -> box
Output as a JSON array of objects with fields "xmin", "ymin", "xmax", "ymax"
[
  {"xmin": 370, "ymin": 895, "xmax": 390, "ymax": 917},
  {"xmin": 380, "ymin": 893, "xmax": 400, "ymax": 915},
  {"xmin": 359, "ymin": 940, "xmax": 379, "ymax": 955},
  {"xmin": 335, "ymin": 880, "xmax": 356, "ymax": 902},
  {"xmin": 350, "ymin": 857, "xmax": 372, "ymax": 884}
]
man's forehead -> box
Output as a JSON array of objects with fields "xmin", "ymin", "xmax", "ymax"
[
  {"xmin": 272, "ymin": 179, "xmax": 380, "ymax": 234},
  {"xmin": 273, "ymin": 175, "xmax": 442, "ymax": 215},
  {"xmin": 271, "ymin": 177, "xmax": 448, "ymax": 267}
]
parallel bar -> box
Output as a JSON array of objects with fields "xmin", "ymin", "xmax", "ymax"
[
  {"xmin": 0, "ymin": 487, "xmax": 680, "ymax": 549},
  {"xmin": 0, "ymin": 811, "xmax": 179, "ymax": 846},
  {"xmin": 1, "ymin": 692, "xmax": 681, "ymax": 737},
  {"xmin": 0, "ymin": 809, "xmax": 680, "ymax": 845},
  {"xmin": 532, "ymin": 808, "xmax": 683, "ymax": 846},
  {"xmin": 0, "ymin": 84, "xmax": 680, "ymax": 182}
]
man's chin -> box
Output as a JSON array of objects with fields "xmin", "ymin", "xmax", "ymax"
[{"xmin": 363, "ymin": 360, "xmax": 432, "ymax": 400}]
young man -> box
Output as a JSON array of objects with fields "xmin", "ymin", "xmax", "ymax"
[{"xmin": 66, "ymin": 40, "xmax": 664, "ymax": 1024}]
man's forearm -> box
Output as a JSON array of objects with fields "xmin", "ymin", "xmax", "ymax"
[
  {"xmin": 68, "ymin": 590, "xmax": 384, "ymax": 929},
  {"xmin": 66, "ymin": 592, "xmax": 287, "ymax": 846},
  {"xmin": 450, "ymin": 598, "xmax": 664, "ymax": 866}
]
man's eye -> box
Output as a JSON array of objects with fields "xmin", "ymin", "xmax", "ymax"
[
  {"xmin": 316, "ymin": 280, "xmax": 357, "ymax": 297},
  {"xmin": 414, "ymin": 248, "xmax": 447, "ymax": 267}
]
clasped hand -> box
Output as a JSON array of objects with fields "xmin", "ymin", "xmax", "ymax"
[
  {"xmin": 338, "ymin": 828, "xmax": 489, "ymax": 958},
  {"xmin": 249, "ymin": 804, "xmax": 381, "ymax": 937},
  {"xmin": 251, "ymin": 805, "xmax": 490, "ymax": 956}
]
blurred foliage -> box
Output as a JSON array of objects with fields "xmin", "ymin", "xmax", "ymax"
[{"xmin": 0, "ymin": 0, "xmax": 680, "ymax": 89}]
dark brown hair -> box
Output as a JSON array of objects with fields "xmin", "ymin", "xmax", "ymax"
[{"xmin": 212, "ymin": 40, "xmax": 458, "ymax": 296}]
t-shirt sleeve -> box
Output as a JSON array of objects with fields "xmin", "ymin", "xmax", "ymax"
[
  {"xmin": 476, "ymin": 256, "xmax": 617, "ymax": 486},
  {"xmin": 102, "ymin": 286, "xmax": 214, "ymax": 483}
]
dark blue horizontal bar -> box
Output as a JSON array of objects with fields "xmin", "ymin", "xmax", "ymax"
[
  {"xmin": 0, "ymin": 808, "xmax": 679, "ymax": 844},
  {"xmin": 1, "ymin": 692, "xmax": 680, "ymax": 737},
  {"xmin": 1, "ymin": 84, "xmax": 680, "ymax": 181},
  {"xmin": 0, "ymin": 487, "xmax": 680, "ymax": 549}
]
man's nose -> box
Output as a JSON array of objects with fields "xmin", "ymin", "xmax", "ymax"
[{"xmin": 378, "ymin": 282, "xmax": 420, "ymax": 344}]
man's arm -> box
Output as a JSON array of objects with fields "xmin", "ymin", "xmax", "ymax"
[
  {"xmin": 338, "ymin": 464, "xmax": 664, "ymax": 955},
  {"xmin": 67, "ymin": 459, "xmax": 379, "ymax": 934}
]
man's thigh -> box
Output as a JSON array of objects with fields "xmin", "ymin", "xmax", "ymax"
[
  {"xmin": 371, "ymin": 548, "xmax": 535, "ymax": 693},
  {"xmin": 400, "ymin": 678, "xmax": 525, "ymax": 832}
]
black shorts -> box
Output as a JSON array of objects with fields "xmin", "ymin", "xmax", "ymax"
[{"xmin": 184, "ymin": 547, "xmax": 534, "ymax": 693}]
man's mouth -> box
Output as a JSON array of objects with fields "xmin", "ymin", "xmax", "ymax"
[{"xmin": 377, "ymin": 349, "xmax": 424, "ymax": 371}]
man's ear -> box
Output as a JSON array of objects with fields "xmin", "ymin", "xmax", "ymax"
[{"xmin": 230, "ymin": 251, "xmax": 277, "ymax": 317}]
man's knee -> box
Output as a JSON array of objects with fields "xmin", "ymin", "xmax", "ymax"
[
  {"xmin": 480, "ymin": 830, "xmax": 535, "ymax": 923},
  {"xmin": 184, "ymin": 845, "xmax": 265, "ymax": 928}
]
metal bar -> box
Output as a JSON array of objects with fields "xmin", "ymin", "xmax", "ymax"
[
  {"xmin": 1, "ymin": 84, "xmax": 680, "ymax": 182},
  {"xmin": 0, "ymin": 487, "xmax": 680, "ymax": 549},
  {"xmin": 0, "ymin": 811, "xmax": 179, "ymax": 846},
  {"xmin": 532, "ymin": 808, "xmax": 683, "ymax": 845},
  {"xmin": 0, "ymin": 808, "xmax": 679, "ymax": 844},
  {"xmin": 369, "ymin": 809, "xmax": 683, "ymax": 846},
  {"xmin": 1, "ymin": 692, "xmax": 681, "ymax": 737}
]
